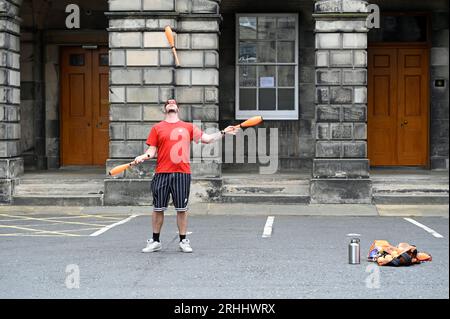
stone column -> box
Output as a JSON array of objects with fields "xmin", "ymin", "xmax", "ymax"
[
  {"xmin": 104, "ymin": 0, "xmax": 221, "ymax": 205},
  {"xmin": 0, "ymin": 0, "xmax": 22, "ymax": 203},
  {"xmin": 311, "ymin": 0, "xmax": 371, "ymax": 203}
]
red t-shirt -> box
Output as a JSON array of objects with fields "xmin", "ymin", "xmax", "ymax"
[{"xmin": 146, "ymin": 120, "xmax": 203, "ymax": 174}]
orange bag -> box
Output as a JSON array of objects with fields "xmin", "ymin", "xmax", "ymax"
[{"xmin": 368, "ymin": 240, "xmax": 432, "ymax": 266}]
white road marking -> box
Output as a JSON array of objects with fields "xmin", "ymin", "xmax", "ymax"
[
  {"xmin": 262, "ymin": 216, "xmax": 275, "ymax": 238},
  {"xmin": 404, "ymin": 218, "xmax": 444, "ymax": 238},
  {"xmin": 90, "ymin": 214, "xmax": 138, "ymax": 237}
]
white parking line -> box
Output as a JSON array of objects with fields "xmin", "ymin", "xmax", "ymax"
[
  {"xmin": 90, "ymin": 214, "xmax": 138, "ymax": 237},
  {"xmin": 262, "ymin": 216, "xmax": 275, "ymax": 238},
  {"xmin": 404, "ymin": 218, "xmax": 444, "ymax": 238}
]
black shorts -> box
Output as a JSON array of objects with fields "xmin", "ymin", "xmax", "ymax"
[{"xmin": 151, "ymin": 173, "xmax": 191, "ymax": 212}]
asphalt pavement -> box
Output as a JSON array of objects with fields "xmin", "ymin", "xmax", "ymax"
[{"xmin": 0, "ymin": 206, "xmax": 448, "ymax": 299}]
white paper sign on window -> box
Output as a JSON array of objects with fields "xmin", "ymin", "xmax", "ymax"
[{"xmin": 260, "ymin": 77, "xmax": 274, "ymax": 88}]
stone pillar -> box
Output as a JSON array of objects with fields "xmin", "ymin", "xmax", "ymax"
[
  {"xmin": 104, "ymin": 0, "xmax": 221, "ymax": 205},
  {"xmin": 311, "ymin": 0, "xmax": 371, "ymax": 203},
  {"xmin": 0, "ymin": 0, "xmax": 23, "ymax": 203}
]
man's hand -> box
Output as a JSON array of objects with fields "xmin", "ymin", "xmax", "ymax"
[
  {"xmin": 133, "ymin": 154, "xmax": 150, "ymax": 164},
  {"xmin": 222, "ymin": 126, "xmax": 240, "ymax": 135}
]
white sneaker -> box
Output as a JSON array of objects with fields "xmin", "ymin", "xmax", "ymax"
[
  {"xmin": 179, "ymin": 239, "xmax": 193, "ymax": 253},
  {"xmin": 142, "ymin": 239, "xmax": 162, "ymax": 253}
]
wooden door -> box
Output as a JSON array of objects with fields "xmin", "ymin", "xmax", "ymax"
[
  {"xmin": 368, "ymin": 47, "xmax": 428, "ymax": 166},
  {"xmin": 397, "ymin": 48, "xmax": 428, "ymax": 166},
  {"xmin": 61, "ymin": 47, "xmax": 109, "ymax": 166}
]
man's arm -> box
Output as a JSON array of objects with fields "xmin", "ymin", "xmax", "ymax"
[
  {"xmin": 200, "ymin": 126, "xmax": 240, "ymax": 144},
  {"xmin": 134, "ymin": 146, "xmax": 157, "ymax": 163}
]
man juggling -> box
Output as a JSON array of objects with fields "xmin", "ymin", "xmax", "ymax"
[{"xmin": 134, "ymin": 99, "xmax": 239, "ymax": 253}]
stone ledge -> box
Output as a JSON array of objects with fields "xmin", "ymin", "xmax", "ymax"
[{"xmin": 310, "ymin": 178, "xmax": 372, "ymax": 204}]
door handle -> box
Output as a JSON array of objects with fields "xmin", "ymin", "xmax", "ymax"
[{"xmin": 401, "ymin": 120, "xmax": 408, "ymax": 128}]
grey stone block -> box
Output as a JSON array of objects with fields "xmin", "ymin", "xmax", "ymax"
[
  {"xmin": 110, "ymin": 105, "xmax": 142, "ymax": 121},
  {"xmin": 109, "ymin": 123, "xmax": 125, "ymax": 140},
  {"xmin": 143, "ymin": 105, "xmax": 165, "ymax": 121},
  {"xmin": 431, "ymin": 47, "xmax": 449, "ymax": 66},
  {"xmin": 109, "ymin": 0, "xmax": 141, "ymax": 11},
  {"xmin": 316, "ymin": 87, "xmax": 329, "ymax": 104},
  {"xmin": 109, "ymin": 19, "xmax": 146, "ymax": 30},
  {"xmin": 126, "ymin": 87, "xmax": 159, "ymax": 103},
  {"xmin": 176, "ymin": 87, "xmax": 203, "ymax": 103},
  {"xmin": 316, "ymin": 33, "xmax": 341, "ymax": 49},
  {"xmin": 353, "ymin": 50, "xmax": 367, "ymax": 67},
  {"xmin": 342, "ymin": 141, "xmax": 366, "ymax": 157},
  {"xmin": 331, "ymin": 123, "xmax": 352, "ymax": 139},
  {"xmin": 316, "ymin": 20, "xmax": 367, "ymax": 32},
  {"xmin": 430, "ymin": 157, "xmax": 449, "ymax": 170},
  {"xmin": 0, "ymin": 122, "xmax": 20, "ymax": 139},
  {"xmin": 179, "ymin": 20, "xmax": 220, "ymax": 33},
  {"xmin": 343, "ymin": 69, "xmax": 366, "ymax": 85},
  {"xmin": 143, "ymin": 0, "xmax": 175, "ymax": 11},
  {"xmin": 353, "ymin": 123, "xmax": 367, "ymax": 139},
  {"xmin": 143, "ymin": 68, "xmax": 173, "ymax": 85},
  {"xmin": 110, "ymin": 32, "xmax": 142, "ymax": 48},
  {"xmin": 316, "ymin": 51, "xmax": 329, "ymax": 67},
  {"xmin": 126, "ymin": 123, "xmax": 152, "ymax": 140},
  {"xmin": 104, "ymin": 179, "xmax": 152, "ymax": 206},
  {"xmin": 353, "ymin": 86, "xmax": 367, "ymax": 103},
  {"xmin": 342, "ymin": 105, "xmax": 366, "ymax": 122},
  {"xmin": 192, "ymin": 69, "xmax": 219, "ymax": 86},
  {"xmin": 0, "ymin": 157, "xmax": 23, "ymax": 178},
  {"xmin": 0, "ymin": 140, "xmax": 20, "ymax": 157},
  {"xmin": 330, "ymin": 87, "xmax": 352, "ymax": 103},
  {"xmin": 310, "ymin": 178, "xmax": 372, "ymax": 204},
  {"xmin": 191, "ymin": 34, "xmax": 218, "ymax": 49},
  {"xmin": 342, "ymin": 33, "xmax": 367, "ymax": 49},
  {"xmin": 316, "ymin": 69, "xmax": 341, "ymax": 85},
  {"xmin": 316, "ymin": 123, "xmax": 330, "ymax": 139},
  {"xmin": 110, "ymin": 141, "xmax": 144, "ymax": 158},
  {"xmin": 316, "ymin": 105, "xmax": 340, "ymax": 121},
  {"xmin": 313, "ymin": 159, "xmax": 369, "ymax": 178},
  {"xmin": 316, "ymin": 141, "xmax": 342, "ymax": 158},
  {"xmin": 111, "ymin": 69, "xmax": 142, "ymax": 85},
  {"xmin": 192, "ymin": 0, "xmax": 219, "ymax": 13},
  {"xmin": 0, "ymin": 179, "xmax": 12, "ymax": 203},
  {"xmin": 191, "ymin": 104, "xmax": 219, "ymax": 121}
]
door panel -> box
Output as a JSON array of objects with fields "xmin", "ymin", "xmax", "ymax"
[
  {"xmin": 61, "ymin": 48, "xmax": 93, "ymax": 165},
  {"xmin": 397, "ymin": 48, "xmax": 428, "ymax": 166},
  {"xmin": 368, "ymin": 47, "xmax": 428, "ymax": 166},
  {"xmin": 61, "ymin": 47, "xmax": 109, "ymax": 166},
  {"xmin": 368, "ymin": 48, "xmax": 397, "ymax": 165},
  {"xmin": 92, "ymin": 49, "xmax": 110, "ymax": 165}
]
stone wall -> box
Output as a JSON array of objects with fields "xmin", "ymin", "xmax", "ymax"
[
  {"xmin": 311, "ymin": 0, "xmax": 372, "ymax": 203},
  {"xmin": 0, "ymin": 0, "xmax": 23, "ymax": 202},
  {"xmin": 219, "ymin": 1, "xmax": 316, "ymax": 172}
]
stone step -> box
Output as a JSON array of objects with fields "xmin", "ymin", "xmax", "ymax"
[
  {"xmin": 222, "ymin": 184, "xmax": 310, "ymax": 195},
  {"xmin": 373, "ymin": 185, "xmax": 448, "ymax": 194},
  {"xmin": 222, "ymin": 177, "xmax": 310, "ymax": 185},
  {"xmin": 12, "ymin": 195, "xmax": 103, "ymax": 206},
  {"xmin": 373, "ymin": 194, "xmax": 449, "ymax": 205},
  {"xmin": 221, "ymin": 194, "xmax": 310, "ymax": 204}
]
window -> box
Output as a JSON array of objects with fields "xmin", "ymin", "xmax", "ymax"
[{"xmin": 236, "ymin": 14, "xmax": 298, "ymax": 120}]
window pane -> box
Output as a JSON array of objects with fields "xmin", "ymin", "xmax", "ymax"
[
  {"xmin": 278, "ymin": 66, "xmax": 295, "ymax": 87},
  {"xmin": 70, "ymin": 54, "xmax": 85, "ymax": 66},
  {"xmin": 239, "ymin": 42, "xmax": 257, "ymax": 63},
  {"xmin": 258, "ymin": 17, "xmax": 276, "ymax": 40},
  {"xmin": 258, "ymin": 65, "xmax": 276, "ymax": 88},
  {"xmin": 239, "ymin": 66, "xmax": 257, "ymax": 87},
  {"xmin": 99, "ymin": 54, "xmax": 109, "ymax": 66},
  {"xmin": 239, "ymin": 88, "xmax": 257, "ymax": 110},
  {"xmin": 277, "ymin": 17, "xmax": 296, "ymax": 40},
  {"xmin": 239, "ymin": 17, "xmax": 257, "ymax": 39},
  {"xmin": 278, "ymin": 88, "xmax": 295, "ymax": 110},
  {"xmin": 259, "ymin": 89, "xmax": 276, "ymax": 110},
  {"xmin": 368, "ymin": 15, "xmax": 428, "ymax": 42},
  {"xmin": 258, "ymin": 41, "xmax": 276, "ymax": 63},
  {"xmin": 277, "ymin": 41, "xmax": 295, "ymax": 63}
]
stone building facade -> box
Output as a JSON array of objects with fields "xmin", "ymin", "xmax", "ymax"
[{"xmin": 0, "ymin": 0, "xmax": 448, "ymax": 204}]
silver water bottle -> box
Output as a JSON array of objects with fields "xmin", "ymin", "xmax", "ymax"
[{"xmin": 348, "ymin": 238, "xmax": 360, "ymax": 264}]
